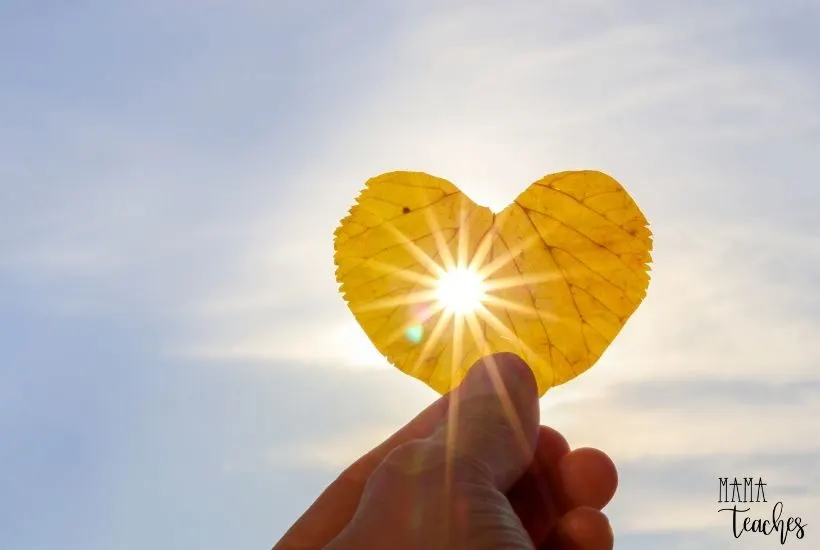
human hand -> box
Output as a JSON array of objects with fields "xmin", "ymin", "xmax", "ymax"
[{"xmin": 274, "ymin": 353, "xmax": 617, "ymax": 549}]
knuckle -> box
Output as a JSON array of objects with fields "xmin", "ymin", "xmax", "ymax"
[
  {"xmin": 449, "ymin": 450, "xmax": 495, "ymax": 483},
  {"xmin": 462, "ymin": 403, "xmax": 519, "ymax": 448},
  {"xmin": 372, "ymin": 439, "xmax": 446, "ymax": 485},
  {"xmin": 384, "ymin": 439, "xmax": 445, "ymax": 472}
]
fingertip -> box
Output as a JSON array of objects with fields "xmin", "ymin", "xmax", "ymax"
[
  {"xmin": 535, "ymin": 426, "xmax": 571, "ymax": 467},
  {"xmin": 541, "ymin": 507, "xmax": 613, "ymax": 550},
  {"xmin": 559, "ymin": 447, "xmax": 618, "ymax": 510},
  {"xmin": 460, "ymin": 352, "xmax": 537, "ymax": 402},
  {"xmin": 492, "ymin": 352, "xmax": 538, "ymax": 398},
  {"xmin": 457, "ymin": 353, "xmax": 540, "ymax": 442},
  {"xmin": 448, "ymin": 353, "xmax": 540, "ymax": 490}
]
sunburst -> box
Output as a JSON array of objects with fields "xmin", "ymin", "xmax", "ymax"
[
  {"xmin": 353, "ymin": 210, "xmax": 555, "ymax": 471},
  {"xmin": 374, "ymin": 211, "xmax": 549, "ymax": 364},
  {"xmin": 435, "ymin": 267, "xmax": 487, "ymax": 315},
  {"xmin": 336, "ymin": 170, "xmax": 653, "ymax": 498}
]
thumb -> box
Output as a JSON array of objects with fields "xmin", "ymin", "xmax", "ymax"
[{"xmin": 435, "ymin": 352, "xmax": 540, "ymax": 491}]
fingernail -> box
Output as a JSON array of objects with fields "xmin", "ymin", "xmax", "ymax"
[
  {"xmin": 459, "ymin": 358, "xmax": 496, "ymax": 398},
  {"xmin": 460, "ymin": 352, "xmax": 534, "ymax": 399}
]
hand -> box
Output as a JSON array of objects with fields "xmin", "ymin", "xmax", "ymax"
[{"xmin": 274, "ymin": 353, "xmax": 618, "ymax": 549}]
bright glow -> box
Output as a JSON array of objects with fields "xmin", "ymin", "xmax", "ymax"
[
  {"xmin": 436, "ymin": 268, "xmax": 486, "ymax": 314},
  {"xmin": 405, "ymin": 324, "xmax": 424, "ymax": 344},
  {"xmin": 337, "ymin": 321, "xmax": 389, "ymax": 369}
]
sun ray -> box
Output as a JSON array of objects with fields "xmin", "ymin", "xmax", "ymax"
[
  {"xmin": 474, "ymin": 304, "xmax": 541, "ymax": 361},
  {"xmin": 468, "ymin": 224, "xmax": 497, "ymax": 274},
  {"xmin": 450, "ymin": 312, "xmax": 466, "ymax": 384},
  {"xmin": 380, "ymin": 301, "xmax": 445, "ymax": 348},
  {"xmin": 456, "ymin": 201, "xmax": 471, "ymax": 270},
  {"xmin": 359, "ymin": 259, "xmax": 440, "ymax": 288},
  {"xmin": 463, "ymin": 310, "xmax": 490, "ymax": 356},
  {"xmin": 482, "ymin": 271, "xmax": 563, "ymax": 292},
  {"xmin": 465, "ymin": 315, "xmax": 531, "ymax": 462},
  {"xmin": 443, "ymin": 391, "xmax": 459, "ymax": 515},
  {"xmin": 408, "ymin": 308, "xmax": 454, "ymax": 378},
  {"xmin": 351, "ymin": 289, "xmax": 438, "ymax": 313},
  {"xmin": 463, "ymin": 313, "xmax": 534, "ymax": 462},
  {"xmin": 383, "ymin": 222, "xmax": 447, "ymax": 278},
  {"xmin": 481, "ymin": 294, "xmax": 558, "ymax": 321},
  {"xmin": 425, "ymin": 205, "xmax": 458, "ymax": 273},
  {"xmin": 477, "ymin": 233, "xmax": 541, "ymax": 280},
  {"xmin": 444, "ymin": 312, "xmax": 465, "ymax": 507}
]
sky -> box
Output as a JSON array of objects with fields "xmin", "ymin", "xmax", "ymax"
[{"xmin": 1, "ymin": 1, "xmax": 818, "ymax": 548}]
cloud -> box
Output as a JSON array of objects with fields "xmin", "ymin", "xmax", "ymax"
[
  {"xmin": 240, "ymin": 5, "xmax": 820, "ymax": 544},
  {"xmin": 2, "ymin": 1, "xmax": 819, "ymax": 548},
  {"xmin": 4, "ymin": 0, "xmax": 819, "ymax": 371},
  {"xmin": 162, "ymin": 0, "xmax": 820, "ymax": 374}
]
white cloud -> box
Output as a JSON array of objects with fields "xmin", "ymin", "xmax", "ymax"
[
  {"xmin": 267, "ymin": 428, "xmax": 389, "ymax": 470},
  {"xmin": 158, "ymin": 0, "xmax": 813, "ymax": 354},
  {"xmin": 2, "ymin": 2, "xmax": 819, "ymax": 545}
]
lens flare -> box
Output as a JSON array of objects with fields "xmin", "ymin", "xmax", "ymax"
[{"xmin": 404, "ymin": 324, "xmax": 424, "ymax": 344}]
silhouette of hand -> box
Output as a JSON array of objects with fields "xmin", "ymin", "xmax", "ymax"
[{"xmin": 275, "ymin": 353, "xmax": 617, "ymax": 549}]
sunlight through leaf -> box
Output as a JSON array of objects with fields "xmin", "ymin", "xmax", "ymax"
[{"xmin": 334, "ymin": 171, "xmax": 653, "ymax": 396}]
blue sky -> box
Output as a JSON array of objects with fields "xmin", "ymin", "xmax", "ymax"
[{"xmin": 1, "ymin": 1, "xmax": 818, "ymax": 548}]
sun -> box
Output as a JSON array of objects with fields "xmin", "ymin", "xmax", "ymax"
[{"xmin": 435, "ymin": 267, "xmax": 487, "ymax": 314}]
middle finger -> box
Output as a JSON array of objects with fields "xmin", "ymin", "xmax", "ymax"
[{"xmin": 507, "ymin": 428, "xmax": 618, "ymax": 544}]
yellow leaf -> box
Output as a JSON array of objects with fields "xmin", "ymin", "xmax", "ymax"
[{"xmin": 334, "ymin": 171, "xmax": 652, "ymax": 396}]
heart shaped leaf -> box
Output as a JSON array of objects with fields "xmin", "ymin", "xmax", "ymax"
[{"xmin": 334, "ymin": 171, "xmax": 652, "ymax": 396}]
